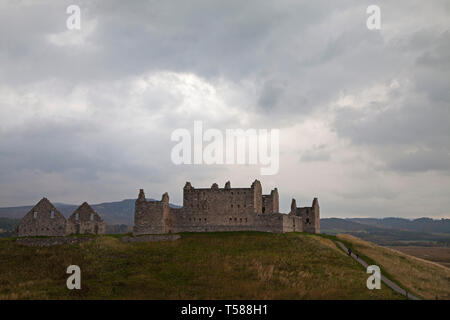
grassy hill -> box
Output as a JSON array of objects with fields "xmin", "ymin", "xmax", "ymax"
[
  {"xmin": 338, "ymin": 234, "xmax": 450, "ymax": 300},
  {"xmin": 349, "ymin": 217, "xmax": 450, "ymax": 234},
  {"xmin": 0, "ymin": 232, "xmax": 403, "ymax": 300},
  {"xmin": 321, "ymin": 218, "xmax": 450, "ymax": 246},
  {"xmin": 387, "ymin": 246, "xmax": 450, "ymax": 269}
]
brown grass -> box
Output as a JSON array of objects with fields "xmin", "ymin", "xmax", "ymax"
[
  {"xmin": 387, "ymin": 246, "xmax": 450, "ymax": 269},
  {"xmin": 338, "ymin": 234, "xmax": 450, "ymax": 300},
  {"xmin": 0, "ymin": 232, "xmax": 402, "ymax": 300}
]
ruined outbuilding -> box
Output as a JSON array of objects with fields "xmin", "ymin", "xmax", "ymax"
[
  {"xmin": 17, "ymin": 198, "xmax": 67, "ymax": 237},
  {"xmin": 17, "ymin": 198, "xmax": 106, "ymax": 237},
  {"xmin": 66, "ymin": 202, "xmax": 106, "ymax": 235},
  {"xmin": 133, "ymin": 180, "xmax": 320, "ymax": 235}
]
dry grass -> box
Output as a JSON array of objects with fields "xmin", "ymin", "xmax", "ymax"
[
  {"xmin": 0, "ymin": 232, "xmax": 402, "ymax": 300},
  {"xmin": 338, "ymin": 234, "xmax": 450, "ymax": 300},
  {"xmin": 388, "ymin": 246, "xmax": 450, "ymax": 269}
]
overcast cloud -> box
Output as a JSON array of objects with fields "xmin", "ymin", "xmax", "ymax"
[{"xmin": 0, "ymin": 0, "xmax": 449, "ymax": 218}]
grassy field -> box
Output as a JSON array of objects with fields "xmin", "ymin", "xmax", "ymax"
[
  {"xmin": 0, "ymin": 232, "xmax": 402, "ymax": 300},
  {"xmin": 387, "ymin": 246, "xmax": 450, "ymax": 269},
  {"xmin": 338, "ymin": 234, "xmax": 450, "ymax": 300}
]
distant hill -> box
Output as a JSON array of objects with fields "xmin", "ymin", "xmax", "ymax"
[
  {"xmin": 0, "ymin": 217, "xmax": 20, "ymax": 237},
  {"xmin": 320, "ymin": 218, "xmax": 371, "ymax": 232},
  {"xmin": 322, "ymin": 217, "xmax": 450, "ymax": 234},
  {"xmin": 321, "ymin": 217, "xmax": 450, "ymax": 246},
  {"xmin": 348, "ymin": 217, "xmax": 450, "ymax": 234},
  {"xmin": 0, "ymin": 199, "xmax": 181, "ymax": 225},
  {"xmin": 1, "ymin": 200, "xmax": 448, "ymax": 242}
]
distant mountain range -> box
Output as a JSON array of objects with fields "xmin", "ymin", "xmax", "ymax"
[
  {"xmin": 322, "ymin": 217, "xmax": 450, "ymax": 234},
  {"xmin": 0, "ymin": 199, "xmax": 448, "ymax": 245},
  {"xmin": 0, "ymin": 199, "xmax": 181, "ymax": 225},
  {"xmin": 321, "ymin": 217, "xmax": 450, "ymax": 246}
]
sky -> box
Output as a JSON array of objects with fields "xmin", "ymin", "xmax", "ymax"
[{"xmin": 0, "ymin": 0, "xmax": 449, "ymax": 218}]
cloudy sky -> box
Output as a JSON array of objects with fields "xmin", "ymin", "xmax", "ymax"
[{"xmin": 0, "ymin": 0, "xmax": 449, "ymax": 218}]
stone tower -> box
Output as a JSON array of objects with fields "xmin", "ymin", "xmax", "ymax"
[
  {"xmin": 299, "ymin": 198, "xmax": 320, "ymax": 234},
  {"xmin": 309, "ymin": 198, "xmax": 320, "ymax": 234},
  {"xmin": 134, "ymin": 189, "xmax": 173, "ymax": 235},
  {"xmin": 289, "ymin": 197, "xmax": 320, "ymax": 234}
]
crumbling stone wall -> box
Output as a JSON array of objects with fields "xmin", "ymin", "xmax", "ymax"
[
  {"xmin": 289, "ymin": 198, "xmax": 320, "ymax": 234},
  {"xmin": 18, "ymin": 198, "xmax": 107, "ymax": 237},
  {"xmin": 17, "ymin": 198, "xmax": 67, "ymax": 237},
  {"xmin": 66, "ymin": 202, "xmax": 106, "ymax": 235},
  {"xmin": 133, "ymin": 180, "xmax": 320, "ymax": 235},
  {"xmin": 134, "ymin": 190, "xmax": 168, "ymax": 235},
  {"xmin": 16, "ymin": 236, "xmax": 94, "ymax": 247},
  {"xmin": 183, "ymin": 181, "xmax": 258, "ymax": 216},
  {"xmin": 281, "ymin": 215, "xmax": 303, "ymax": 232},
  {"xmin": 262, "ymin": 188, "xmax": 279, "ymax": 214}
]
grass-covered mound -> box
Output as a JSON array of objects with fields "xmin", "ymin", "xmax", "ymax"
[
  {"xmin": 0, "ymin": 232, "xmax": 401, "ymax": 299},
  {"xmin": 338, "ymin": 234, "xmax": 450, "ymax": 300}
]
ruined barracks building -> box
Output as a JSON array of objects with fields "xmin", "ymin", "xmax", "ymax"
[
  {"xmin": 134, "ymin": 180, "xmax": 320, "ymax": 235},
  {"xmin": 17, "ymin": 198, "xmax": 106, "ymax": 237}
]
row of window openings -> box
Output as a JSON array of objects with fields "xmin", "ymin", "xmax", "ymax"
[
  {"xmin": 191, "ymin": 204, "xmax": 207, "ymax": 209},
  {"xmin": 33, "ymin": 211, "xmax": 94, "ymax": 221},
  {"xmin": 74, "ymin": 213, "xmax": 95, "ymax": 221},
  {"xmin": 230, "ymin": 217, "xmax": 248, "ymax": 223},
  {"xmin": 185, "ymin": 191, "xmax": 247, "ymax": 195},
  {"xmin": 22, "ymin": 226, "xmax": 64, "ymax": 232},
  {"xmin": 189, "ymin": 203, "xmax": 247, "ymax": 209},
  {"xmin": 187, "ymin": 217, "xmax": 249, "ymax": 223},
  {"xmin": 188, "ymin": 217, "xmax": 207, "ymax": 222}
]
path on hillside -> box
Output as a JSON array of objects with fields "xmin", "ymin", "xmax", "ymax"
[{"xmin": 336, "ymin": 241, "xmax": 421, "ymax": 300}]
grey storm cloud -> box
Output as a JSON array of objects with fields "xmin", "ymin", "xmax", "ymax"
[
  {"xmin": 0, "ymin": 0, "xmax": 449, "ymax": 218},
  {"xmin": 331, "ymin": 28, "xmax": 450, "ymax": 173}
]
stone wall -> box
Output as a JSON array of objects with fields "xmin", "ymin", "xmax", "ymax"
[
  {"xmin": 17, "ymin": 198, "xmax": 67, "ymax": 237},
  {"xmin": 183, "ymin": 181, "xmax": 258, "ymax": 216},
  {"xmin": 133, "ymin": 180, "xmax": 320, "ymax": 235},
  {"xmin": 289, "ymin": 198, "xmax": 320, "ymax": 234},
  {"xmin": 282, "ymin": 215, "xmax": 303, "ymax": 232},
  {"xmin": 133, "ymin": 190, "xmax": 169, "ymax": 235},
  {"xmin": 16, "ymin": 236, "xmax": 94, "ymax": 247},
  {"xmin": 262, "ymin": 188, "xmax": 279, "ymax": 214},
  {"xmin": 18, "ymin": 198, "xmax": 106, "ymax": 237},
  {"xmin": 66, "ymin": 202, "xmax": 106, "ymax": 235},
  {"xmin": 122, "ymin": 234, "xmax": 180, "ymax": 243}
]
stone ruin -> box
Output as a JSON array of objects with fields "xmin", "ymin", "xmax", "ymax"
[
  {"xmin": 133, "ymin": 180, "xmax": 320, "ymax": 235},
  {"xmin": 17, "ymin": 198, "xmax": 66, "ymax": 237},
  {"xmin": 66, "ymin": 202, "xmax": 106, "ymax": 235},
  {"xmin": 17, "ymin": 198, "xmax": 106, "ymax": 237},
  {"xmin": 16, "ymin": 180, "xmax": 320, "ymax": 238}
]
